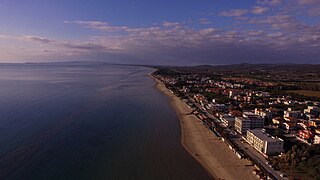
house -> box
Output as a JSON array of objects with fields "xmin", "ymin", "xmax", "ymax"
[
  {"xmin": 210, "ymin": 104, "xmax": 227, "ymax": 112},
  {"xmin": 309, "ymin": 119, "xmax": 320, "ymax": 128},
  {"xmin": 314, "ymin": 134, "xmax": 320, "ymax": 144},
  {"xmin": 284, "ymin": 108, "xmax": 301, "ymax": 119},
  {"xmin": 297, "ymin": 130, "xmax": 314, "ymax": 141},
  {"xmin": 272, "ymin": 117, "xmax": 283, "ymax": 126},
  {"xmin": 304, "ymin": 106, "xmax": 319, "ymax": 119},
  {"xmin": 282, "ymin": 122, "xmax": 297, "ymax": 131},
  {"xmin": 255, "ymin": 108, "xmax": 272, "ymax": 120}
]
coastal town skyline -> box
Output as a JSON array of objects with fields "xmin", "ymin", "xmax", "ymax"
[{"xmin": 1, "ymin": 0, "xmax": 320, "ymax": 65}]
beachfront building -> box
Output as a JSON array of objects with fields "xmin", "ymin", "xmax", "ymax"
[
  {"xmin": 235, "ymin": 117, "xmax": 251, "ymax": 134},
  {"xmin": 235, "ymin": 113, "xmax": 265, "ymax": 134},
  {"xmin": 221, "ymin": 114, "xmax": 236, "ymax": 129},
  {"xmin": 243, "ymin": 112, "xmax": 265, "ymax": 129},
  {"xmin": 246, "ymin": 129, "xmax": 284, "ymax": 156},
  {"xmin": 210, "ymin": 104, "xmax": 227, "ymax": 112}
]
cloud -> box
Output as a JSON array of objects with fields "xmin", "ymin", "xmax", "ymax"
[
  {"xmin": 220, "ymin": 6, "xmax": 269, "ymax": 17},
  {"xmin": 298, "ymin": 0, "xmax": 320, "ymax": 5},
  {"xmin": 2, "ymin": 12, "xmax": 320, "ymax": 64},
  {"xmin": 60, "ymin": 42, "xmax": 105, "ymax": 50},
  {"xmin": 219, "ymin": 9, "xmax": 249, "ymax": 17},
  {"xmin": 162, "ymin": 21, "xmax": 181, "ymax": 27},
  {"xmin": 24, "ymin": 36, "xmax": 56, "ymax": 44},
  {"xmin": 252, "ymin": 6, "xmax": 269, "ymax": 14},
  {"xmin": 65, "ymin": 20, "xmax": 129, "ymax": 32},
  {"xmin": 308, "ymin": 6, "xmax": 320, "ymax": 16},
  {"xmin": 256, "ymin": 0, "xmax": 282, "ymax": 6},
  {"xmin": 199, "ymin": 18, "xmax": 212, "ymax": 24},
  {"xmin": 59, "ymin": 19, "xmax": 320, "ymax": 64}
]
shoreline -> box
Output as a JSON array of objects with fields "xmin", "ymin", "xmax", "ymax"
[{"xmin": 151, "ymin": 75, "xmax": 256, "ymax": 180}]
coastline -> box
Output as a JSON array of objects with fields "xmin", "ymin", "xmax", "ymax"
[{"xmin": 151, "ymin": 75, "xmax": 256, "ymax": 180}]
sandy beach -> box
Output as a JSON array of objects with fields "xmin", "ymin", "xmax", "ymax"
[{"xmin": 153, "ymin": 76, "xmax": 256, "ymax": 180}]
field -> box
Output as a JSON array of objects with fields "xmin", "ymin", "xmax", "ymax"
[{"xmin": 288, "ymin": 90, "xmax": 320, "ymax": 98}]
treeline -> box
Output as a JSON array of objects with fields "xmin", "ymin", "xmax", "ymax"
[
  {"xmin": 294, "ymin": 82, "xmax": 320, "ymax": 91},
  {"xmin": 271, "ymin": 145, "xmax": 320, "ymax": 179}
]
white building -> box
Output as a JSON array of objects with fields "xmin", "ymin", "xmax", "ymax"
[
  {"xmin": 243, "ymin": 112, "xmax": 264, "ymax": 129},
  {"xmin": 304, "ymin": 106, "xmax": 319, "ymax": 118},
  {"xmin": 235, "ymin": 117, "xmax": 251, "ymax": 134},
  {"xmin": 221, "ymin": 114, "xmax": 236, "ymax": 129},
  {"xmin": 235, "ymin": 113, "xmax": 265, "ymax": 134},
  {"xmin": 210, "ymin": 104, "xmax": 227, "ymax": 112},
  {"xmin": 246, "ymin": 129, "xmax": 284, "ymax": 156},
  {"xmin": 314, "ymin": 134, "xmax": 320, "ymax": 144},
  {"xmin": 284, "ymin": 108, "xmax": 301, "ymax": 119},
  {"xmin": 255, "ymin": 108, "xmax": 272, "ymax": 120}
]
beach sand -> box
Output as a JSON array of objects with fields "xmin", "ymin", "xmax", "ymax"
[{"xmin": 153, "ymin": 77, "xmax": 256, "ymax": 180}]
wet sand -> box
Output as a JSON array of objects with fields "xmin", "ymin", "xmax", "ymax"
[{"xmin": 153, "ymin": 76, "xmax": 256, "ymax": 180}]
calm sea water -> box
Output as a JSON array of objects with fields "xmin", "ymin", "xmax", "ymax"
[{"xmin": 0, "ymin": 64, "xmax": 211, "ymax": 180}]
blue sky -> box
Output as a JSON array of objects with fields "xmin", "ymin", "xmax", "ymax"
[{"xmin": 0, "ymin": 0, "xmax": 319, "ymax": 64}]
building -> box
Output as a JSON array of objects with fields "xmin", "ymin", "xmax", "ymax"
[
  {"xmin": 229, "ymin": 90, "xmax": 241, "ymax": 98},
  {"xmin": 235, "ymin": 113, "xmax": 265, "ymax": 134},
  {"xmin": 246, "ymin": 129, "xmax": 284, "ymax": 156},
  {"xmin": 243, "ymin": 112, "xmax": 264, "ymax": 129},
  {"xmin": 314, "ymin": 134, "xmax": 320, "ymax": 144},
  {"xmin": 283, "ymin": 122, "xmax": 297, "ymax": 131},
  {"xmin": 255, "ymin": 108, "xmax": 272, "ymax": 121},
  {"xmin": 235, "ymin": 117, "xmax": 251, "ymax": 134},
  {"xmin": 284, "ymin": 108, "xmax": 301, "ymax": 119},
  {"xmin": 210, "ymin": 104, "xmax": 227, "ymax": 112},
  {"xmin": 272, "ymin": 117, "xmax": 283, "ymax": 126},
  {"xmin": 298, "ymin": 130, "xmax": 314, "ymax": 141},
  {"xmin": 304, "ymin": 106, "xmax": 319, "ymax": 119},
  {"xmin": 221, "ymin": 114, "xmax": 236, "ymax": 129},
  {"xmin": 309, "ymin": 119, "xmax": 320, "ymax": 128}
]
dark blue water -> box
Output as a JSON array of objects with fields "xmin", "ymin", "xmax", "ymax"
[{"xmin": 0, "ymin": 64, "xmax": 211, "ymax": 180}]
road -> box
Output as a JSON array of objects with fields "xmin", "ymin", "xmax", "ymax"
[
  {"xmin": 232, "ymin": 136, "xmax": 287, "ymax": 179},
  {"xmin": 186, "ymin": 94, "xmax": 287, "ymax": 180}
]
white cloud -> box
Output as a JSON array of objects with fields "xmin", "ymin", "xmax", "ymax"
[
  {"xmin": 219, "ymin": 9, "xmax": 249, "ymax": 17},
  {"xmin": 199, "ymin": 18, "xmax": 212, "ymax": 24},
  {"xmin": 1, "ymin": 14, "xmax": 320, "ymax": 64},
  {"xmin": 256, "ymin": 0, "xmax": 282, "ymax": 6},
  {"xmin": 298, "ymin": 0, "xmax": 320, "ymax": 5},
  {"xmin": 252, "ymin": 6, "xmax": 269, "ymax": 14}
]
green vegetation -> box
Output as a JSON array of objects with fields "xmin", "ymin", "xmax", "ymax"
[
  {"xmin": 271, "ymin": 144, "xmax": 320, "ymax": 179},
  {"xmin": 203, "ymin": 92, "xmax": 229, "ymax": 104},
  {"xmin": 288, "ymin": 90, "xmax": 320, "ymax": 99},
  {"xmin": 271, "ymin": 90, "xmax": 320, "ymax": 102}
]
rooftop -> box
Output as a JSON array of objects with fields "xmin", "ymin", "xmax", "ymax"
[
  {"xmin": 248, "ymin": 129, "xmax": 283, "ymax": 142},
  {"xmin": 236, "ymin": 117, "xmax": 251, "ymax": 122}
]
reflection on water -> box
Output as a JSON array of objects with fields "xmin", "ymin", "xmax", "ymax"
[{"xmin": 0, "ymin": 64, "xmax": 211, "ymax": 180}]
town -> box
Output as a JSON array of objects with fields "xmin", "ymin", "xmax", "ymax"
[{"xmin": 152, "ymin": 66, "xmax": 320, "ymax": 180}]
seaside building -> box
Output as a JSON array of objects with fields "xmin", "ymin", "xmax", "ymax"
[
  {"xmin": 235, "ymin": 117, "xmax": 251, "ymax": 134},
  {"xmin": 210, "ymin": 104, "xmax": 227, "ymax": 112},
  {"xmin": 235, "ymin": 113, "xmax": 265, "ymax": 134},
  {"xmin": 246, "ymin": 129, "xmax": 284, "ymax": 156},
  {"xmin": 221, "ymin": 114, "xmax": 236, "ymax": 129},
  {"xmin": 243, "ymin": 112, "xmax": 265, "ymax": 129}
]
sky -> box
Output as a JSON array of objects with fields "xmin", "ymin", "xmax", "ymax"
[{"xmin": 0, "ymin": 0, "xmax": 319, "ymax": 65}]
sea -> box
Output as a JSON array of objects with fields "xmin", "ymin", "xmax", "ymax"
[{"xmin": 0, "ymin": 63, "xmax": 211, "ymax": 180}]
